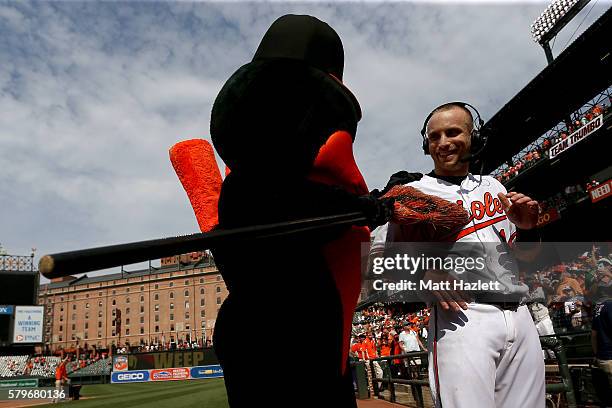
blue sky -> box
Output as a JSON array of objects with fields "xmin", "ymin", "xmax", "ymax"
[{"xmin": 0, "ymin": 1, "xmax": 609, "ymax": 280}]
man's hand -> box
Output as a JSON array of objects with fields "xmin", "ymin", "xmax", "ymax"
[
  {"xmin": 358, "ymin": 195, "xmax": 395, "ymax": 229},
  {"xmin": 422, "ymin": 269, "xmax": 470, "ymax": 312},
  {"xmin": 497, "ymin": 192, "xmax": 539, "ymax": 230}
]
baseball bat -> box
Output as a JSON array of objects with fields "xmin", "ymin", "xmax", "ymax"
[{"xmin": 39, "ymin": 212, "xmax": 367, "ymax": 279}]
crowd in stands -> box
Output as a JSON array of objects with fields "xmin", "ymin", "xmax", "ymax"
[
  {"xmin": 0, "ymin": 355, "xmax": 28, "ymax": 378},
  {"xmin": 525, "ymin": 246, "xmax": 611, "ymax": 331},
  {"xmin": 0, "ymin": 346, "xmax": 113, "ymax": 379},
  {"xmin": 350, "ymin": 245, "xmax": 611, "ymax": 372},
  {"xmin": 70, "ymin": 357, "xmax": 111, "ymax": 376},
  {"xmin": 537, "ymin": 181, "xmax": 592, "ymax": 213},
  {"xmin": 114, "ymin": 338, "xmax": 211, "ymax": 354},
  {"xmin": 27, "ymin": 356, "xmax": 61, "ymax": 377},
  {"xmin": 586, "ymin": 179, "xmax": 602, "ymax": 191},
  {"xmin": 0, "ymin": 354, "xmax": 112, "ymax": 378},
  {"xmin": 351, "ymin": 304, "xmax": 429, "ymax": 383},
  {"xmin": 495, "ymin": 103, "xmax": 608, "ymax": 183}
]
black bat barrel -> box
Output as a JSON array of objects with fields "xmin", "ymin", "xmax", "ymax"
[{"xmin": 39, "ymin": 212, "xmax": 366, "ymax": 279}]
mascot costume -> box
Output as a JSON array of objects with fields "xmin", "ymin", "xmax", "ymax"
[
  {"xmin": 172, "ymin": 14, "xmax": 389, "ymax": 407},
  {"xmin": 170, "ymin": 14, "xmax": 469, "ymax": 408}
]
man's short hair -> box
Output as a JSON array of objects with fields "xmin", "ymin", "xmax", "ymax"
[{"xmin": 427, "ymin": 103, "xmax": 474, "ymax": 134}]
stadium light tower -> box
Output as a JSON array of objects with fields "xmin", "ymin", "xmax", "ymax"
[{"xmin": 530, "ymin": 0, "xmax": 591, "ymax": 64}]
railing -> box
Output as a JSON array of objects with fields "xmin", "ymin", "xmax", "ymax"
[
  {"xmin": 540, "ymin": 335, "xmax": 577, "ymax": 408},
  {"xmin": 351, "ymin": 337, "xmax": 584, "ymax": 407},
  {"xmin": 490, "ymin": 86, "xmax": 612, "ymax": 182},
  {"xmin": 351, "ymin": 351, "xmax": 429, "ymax": 407}
]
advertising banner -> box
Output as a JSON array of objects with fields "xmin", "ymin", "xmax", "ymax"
[
  {"xmin": 111, "ymin": 370, "xmax": 150, "ymax": 383},
  {"xmin": 0, "ymin": 379, "xmax": 38, "ymax": 388},
  {"xmin": 110, "ymin": 366, "xmax": 223, "ymax": 384},
  {"xmin": 0, "ymin": 306, "xmax": 14, "ymax": 315},
  {"xmin": 113, "ymin": 356, "xmax": 128, "ymax": 372},
  {"xmin": 150, "ymin": 367, "xmax": 190, "ymax": 381},
  {"xmin": 536, "ymin": 207, "xmax": 561, "ymax": 227},
  {"xmin": 549, "ymin": 116, "xmax": 603, "ymax": 159},
  {"xmin": 12, "ymin": 306, "xmax": 44, "ymax": 343},
  {"xmin": 590, "ymin": 179, "xmax": 612, "ymax": 203},
  {"xmin": 190, "ymin": 365, "xmax": 224, "ymax": 379},
  {"xmin": 128, "ymin": 349, "xmax": 218, "ymax": 370}
]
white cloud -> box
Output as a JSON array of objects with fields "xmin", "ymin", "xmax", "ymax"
[{"xmin": 0, "ymin": 1, "xmax": 608, "ymax": 281}]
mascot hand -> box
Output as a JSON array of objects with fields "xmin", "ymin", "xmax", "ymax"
[
  {"xmin": 358, "ymin": 195, "xmax": 396, "ymax": 230},
  {"xmin": 371, "ymin": 171, "xmax": 423, "ymax": 198}
]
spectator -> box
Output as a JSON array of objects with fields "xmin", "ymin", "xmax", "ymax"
[
  {"xmin": 556, "ymin": 269, "xmax": 584, "ymax": 297},
  {"xmin": 591, "ymin": 300, "xmax": 612, "ymax": 403},
  {"xmin": 350, "ymin": 334, "xmax": 367, "ymax": 360},
  {"xmin": 364, "ymin": 333, "xmax": 383, "ymax": 389},
  {"xmin": 53, "ymin": 357, "xmax": 69, "ymax": 403}
]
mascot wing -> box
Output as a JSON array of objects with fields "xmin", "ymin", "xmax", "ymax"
[
  {"xmin": 309, "ymin": 130, "xmax": 370, "ymax": 374},
  {"xmin": 169, "ymin": 139, "xmax": 222, "ymax": 233}
]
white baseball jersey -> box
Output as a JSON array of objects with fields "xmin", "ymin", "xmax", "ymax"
[
  {"xmin": 372, "ymin": 173, "xmax": 528, "ymax": 297},
  {"xmin": 371, "ymin": 173, "xmax": 545, "ymax": 408}
]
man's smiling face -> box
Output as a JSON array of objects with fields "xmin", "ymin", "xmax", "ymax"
[{"xmin": 426, "ymin": 106, "xmax": 473, "ymax": 176}]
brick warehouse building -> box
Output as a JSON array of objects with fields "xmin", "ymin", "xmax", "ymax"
[{"xmin": 37, "ymin": 252, "xmax": 228, "ymax": 352}]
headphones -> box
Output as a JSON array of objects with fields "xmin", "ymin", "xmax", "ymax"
[{"xmin": 420, "ymin": 101, "xmax": 485, "ymax": 155}]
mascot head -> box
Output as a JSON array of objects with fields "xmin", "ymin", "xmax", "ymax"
[{"xmin": 210, "ymin": 14, "xmax": 361, "ymax": 177}]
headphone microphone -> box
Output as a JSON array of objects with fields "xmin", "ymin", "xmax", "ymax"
[
  {"xmin": 458, "ymin": 141, "xmax": 488, "ymax": 163},
  {"xmin": 420, "ymin": 102, "xmax": 486, "ymax": 161}
]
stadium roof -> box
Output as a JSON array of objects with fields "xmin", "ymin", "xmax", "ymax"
[
  {"xmin": 40, "ymin": 259, "xmax": 217, "ymax": 291},
  {"xmin": 482, "ymin": 7, "xmax": 612, "ymax": 174}
]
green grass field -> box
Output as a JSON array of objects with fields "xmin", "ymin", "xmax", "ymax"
[{"xmin": 37, "ymin": 379, "xmax": 229, "ymax": 408}]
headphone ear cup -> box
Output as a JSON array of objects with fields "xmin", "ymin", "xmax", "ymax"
[
  {"xmin": 470, "ymin": 129, "xmax": 481, "ymax": 152},
  {"xmin": 422, "ymin": 136, "xmax": 429, "ymax": 155}
]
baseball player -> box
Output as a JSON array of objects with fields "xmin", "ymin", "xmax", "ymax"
[{"xmin": 371, "ymin": 102, "xmax": 545, "ymax": 408}]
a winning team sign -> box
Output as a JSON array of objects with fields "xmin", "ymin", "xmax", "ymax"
[
  {"xmin": 12, "ymin": 306, "xmax": 44, "ymax": 344},
  {"xmin": 111, "ymin": 365, "xmax": 223, "ymax": 383},
  {"xmin": 549, "ymin": 115, "xmax": 603, "ymax": 159}
]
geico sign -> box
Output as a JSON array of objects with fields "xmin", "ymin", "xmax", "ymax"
[{"xmin": 118, "ymin": 373, "xmax": 145, "ymax": 380}]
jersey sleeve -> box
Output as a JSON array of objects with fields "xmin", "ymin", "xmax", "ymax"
[{"xmin": 370, "ymin": 223, "xmax": 389, "ymax": 256}]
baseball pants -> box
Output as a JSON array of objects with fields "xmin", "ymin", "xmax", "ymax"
[{"xmin": 428, "ymin": 303, "xmax": 545, "ymax": 408}]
